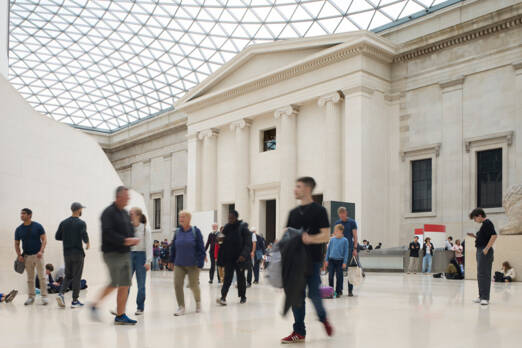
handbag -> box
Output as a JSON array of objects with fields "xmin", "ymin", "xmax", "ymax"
[
  {"xmin": 347, "ymin": 256, "xmax": 363, "ymax": 286},
  {"xmin": 14, "ymin": 258, "xmax": 25, "ymax": 274}
]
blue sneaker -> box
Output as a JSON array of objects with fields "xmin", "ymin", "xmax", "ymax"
[
  {"xmin": 71, "ymin": 300, "xmax": 84, "ymax": 308},
  {"xmin": 114, "ymin": 313, "xmax": 137, "ymax": 325},
  {"xmin": 56, "ymin": 294, "xmax": 65, "ymax": 308}
]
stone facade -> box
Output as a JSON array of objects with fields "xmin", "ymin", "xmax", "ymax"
[
  {"xmin": 88, "ymin": 0, "xmax": 522, "ymax": 247},
  {"xmin": 87, "ymin": 111, "xmax": 188, "ymax": 241}
]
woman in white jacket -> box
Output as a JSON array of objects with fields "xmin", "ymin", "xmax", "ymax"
[{"xmin": 129, "ymin": 207, "xmax": 152, "ymax": 315}]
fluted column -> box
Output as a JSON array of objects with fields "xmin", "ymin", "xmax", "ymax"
[
  {"xmin": 275, "ymin": 105, "xmax": 298, "ymax": 232},
  {"xmin": 199, "ymin": 129, "xmax": 219, "ymax": 211},
  {"xmin": 230, "ymin": 119, "xmax": 251, "ymax": 222},
  {"xmin": 318, "ymin": 92, "xmax": 343, "ymax": 202}
]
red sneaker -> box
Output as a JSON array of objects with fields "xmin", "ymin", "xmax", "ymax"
[
  {"xmin": 281, "ymin": 331, "xmax": 305, "ymax": 344},
  {"xmin": 322, "ymin": 319, "xmax": 334, "ymax": 337}
]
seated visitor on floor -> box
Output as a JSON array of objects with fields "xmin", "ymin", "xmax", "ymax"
[
  {"xmin": 494, "ymin": 262, "xmax": 516, "ymax": 283},
  {"xmin": 35, "ymin": 264, "xmax": 61, "ymax": 293},
  {"xmin": 0, "ymin": 290, "xmax": 18, "ymax": 303}
]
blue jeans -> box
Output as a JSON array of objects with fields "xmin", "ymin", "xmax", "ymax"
[
  {"xmin": 131, "ymin": 251, "xmax": 147, "ymax": 311},
  {"xmin": 292, "ymin": 262, "xmax": 327, "ymax": 336},
  {"xmin": 152, "ymin": 256, "xmax": 160, "ymax": 271},
  {"xmin": 422, "ymin": 254, "xmax": 432, "ymax": 273},
  {"xmin": 328, "ymin": 259, "xmax": 344, "ymax": 294}
]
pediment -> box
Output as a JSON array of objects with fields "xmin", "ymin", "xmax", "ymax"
[{"xmin": 176, "ymin": 31, "xmax": 396, "ymax": 110}]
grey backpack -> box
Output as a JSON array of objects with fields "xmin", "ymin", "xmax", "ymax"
[{"xmin": 14, "ymin": 258, "xmax": 25, "ymax": 274}]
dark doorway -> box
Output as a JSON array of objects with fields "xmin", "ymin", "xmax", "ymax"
[{"xmin": 265, "ymin": 199, "xmax": 276, "ymax": 244}]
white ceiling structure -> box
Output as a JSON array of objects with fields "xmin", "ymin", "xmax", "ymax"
[{"xmin": 8, "ymin": 0, "xmax": 461, "ymax": 132}]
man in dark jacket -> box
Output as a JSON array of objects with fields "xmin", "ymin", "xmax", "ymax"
[
  {"xmin": 205, "ymin": 223, "xmax": 219, "ymax": 283},
  {"xmin": 216, "ymin": 210, "xmax": 252, "ymax": 305},
  {"xmin": 90, "ymin": 186, "xmax": 139, "ymax": 325}
]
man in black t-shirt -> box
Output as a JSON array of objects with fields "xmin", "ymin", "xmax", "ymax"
[
  {"xmin": 280, "ymin": 177, "xmax": 333, "ymax": 344},
  {"xmin": 407, "ymin": 236, "xmax": 421, "ymax": 274},
  {"xmin": 467, "ymin": 208, "xmax": 497, "ymax": 305}
]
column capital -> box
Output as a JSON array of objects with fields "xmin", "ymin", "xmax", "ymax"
[
  {"xmin": 318, "ymin": 92, "xmax": 343, "ymax": 107},
  {"xmin": 438, "ymin": 76, "xmax": 465, "ymax": 91},
  {"xmin": 274, "ymin": 105, "xmax": 299, "ymax": 120},
  {"xmin": 186, "ymin": 132, "xmax": 199, "ymax": 141},
  {"xmin": 229, "ymin": 119, "xmax": 252, "ymax": 131},
  {"xmin": 198, "ymin": 128, "xmax": 219, "ymax": 140},
  {"xmin": 342, "ymin": 86, "xmax": 374, "ymax": 97}
]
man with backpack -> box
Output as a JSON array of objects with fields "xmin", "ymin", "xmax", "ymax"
[
  {"xmin": 169, "ymin": 211, "xmax": 205, "ymax": 316},
  {"xmin": 216, "ymin": 210, "xmax": 252, "ymax": 305}
]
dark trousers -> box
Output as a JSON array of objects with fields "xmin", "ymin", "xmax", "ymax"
[
  {"xmin": 221, "ymin": 262, "xmax": 246, "ymax": 300},
  {"xmin": 59, "ymin": 253, "xmax": 85, "ymax": 301},
  {"xmin": 247, "ymin": 257, "xmax": 262, "ymax": 284},
  {"xmin": 346, "ymin": 248, "xmax": 354, "ymax": 293},
  {"xmin": 253, "ymin": 258, "xmax": 261, "ymax": 283},
  {"xmin": 209, "ymin": 252, "xmax": 218, "ymax": 282},
  {"xmin": 292, "ymin": 262, "xmax": 327, "ymax": 336},
  {"xmin": 476, "ymin": 247, "xmax": 494, "ymax": 301},
  {"xmin": 328, "ymin": 259, "xmax": 344, "ymax": 294}
]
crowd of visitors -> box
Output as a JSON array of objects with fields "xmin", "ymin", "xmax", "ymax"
[{"xmin": 8, "ymin": 179, "xmax": 513, "ymax": 342}]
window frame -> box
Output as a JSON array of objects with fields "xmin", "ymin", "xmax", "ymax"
[
  {"xmin": 411, "ymin": 158, "xmax": 433, "ymax": 213},
  {"xmin": 260, "ymin": 127, "xmax": 277, "ymax": 152},
  {"xmin": 400, "ymin": 143, "xmax": 439, "ymax": 219},
  {"xmin": 153, "ymin": 197, "xmax": 161, "ymax": 230}
]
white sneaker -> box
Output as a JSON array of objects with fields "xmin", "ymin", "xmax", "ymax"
[
  {"xmin": 56, "ymin": 294, "xmax": 65, "ymax": 308},
  {"xmin": 472, "ymin": 298, "xmax": 481, "ymax": 304},
  {"xmin": 41, "ymin": 297, "xmax": 49, "ymax": 305},
  {"xmin": 24, "ymin": 297, "xmax": 35, "ymax": 306},
  {"xmin": 480, "ymin": 300, "xmax": 489, "ymax": 306},
  {"xmin": 174, "ymin": 307, "xmax": 185, "ymax": 316},
  {"xmin": 196, "ymin": 302, "xmax": 201, "ymax": 313},
  {"xmin": 135, "ymin": 309, "xmax": 144, "ymax": 315}
]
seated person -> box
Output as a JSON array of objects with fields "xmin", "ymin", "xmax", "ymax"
[
  {"xmin": 0, "ymin": 290, "xmax": 18, "ymax": 303},
  {"xmin": 375, "ymin": 242, "xmax": 382, "ymax": 250},
  {"xmin": 35, "ymin": 264, "xmax": 62, "ymax": 293},
  {"xmin": 445, "ymin": 258, "xmax": 464, "ymax": 280},
  {"xmin": 494, "ymin": 262, "xmax": 516, "ymax": 283}
]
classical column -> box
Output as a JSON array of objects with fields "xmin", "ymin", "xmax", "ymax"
[
  {"xmin": 439, "ymin": 77, "xmax": 465, "ymax": 236},
  {"xmin": 342, "ymin": 86, "xmax": 374, "ymax": 234},
  {"xmin": 274, "ymin": 105, "xmax": 298, "ymax": 232},
  {"xmin": 199, "ymin": 129, "xmax": 219, "ymax": 211},
  {"xmin": 230, "ymin": 119, "xmax": 251, "ymax": 222},
  {"xmin": 318, "ymin": 92, "xmax": 343, "ymax": 202},
  {"xmin": 186, "ymin": 133, "xmax": 200, "ymax": 211}
]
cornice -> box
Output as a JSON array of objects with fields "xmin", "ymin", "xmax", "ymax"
[
  {"xmin": 464, "ymin": 131, "xmax": 514, "ymax": 152},
  {"xmin": 394, "ymin": 13, "xmax": 522, "ymax": 63},
  {"xmin": 400, "ymin": 143, "xmax": 441, "ymax": 161}
]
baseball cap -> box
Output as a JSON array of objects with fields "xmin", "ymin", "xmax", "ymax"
[{"xmin": 71, "ymin": 202, "xmax": 86, "ymax": 211}]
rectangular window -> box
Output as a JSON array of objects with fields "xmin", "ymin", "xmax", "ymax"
[
  {"xmin": 175, "ymin": 195, "xmax": 183, "ymax": 227},
  {"xmin": 153, "ymin": 198, "xmax": 161, "ymax": 230},
  {"xmin": 411, "ymin": 159, "xmax": 432, "ymax": 213},
  {"xmin": 477, "ymin": 148, "xmax": 502, "ymax": 208},
  {"xmin": 262, "ymin": 128, "xmax": 276, "ymax": 152}
]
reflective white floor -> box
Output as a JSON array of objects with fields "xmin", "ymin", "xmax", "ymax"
[{"xmin": 1, "ymin": 271, "xmax": 521, "ymax": 348}]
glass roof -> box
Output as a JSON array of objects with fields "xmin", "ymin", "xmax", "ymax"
[{"xmin": 9, "ymin": 0, "xmax": 459, "ymax": 132}]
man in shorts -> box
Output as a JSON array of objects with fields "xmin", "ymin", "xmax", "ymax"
[{"xmin": 90, "ymin": 186, "xmax": 139, "ymax": 325}]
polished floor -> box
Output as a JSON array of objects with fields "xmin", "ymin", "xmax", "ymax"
[{"xmin": 1, "ymin": 271, "xmax": 521, "ymax": 348}]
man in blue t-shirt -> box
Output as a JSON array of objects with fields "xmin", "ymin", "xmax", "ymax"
[
  {"xmin": 14, "ymin": 208, "xmax": 49, "ymax": 306},
  {"xmin": 333, "ymin": 206, "xmax": 358, "ymax": 297}
]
